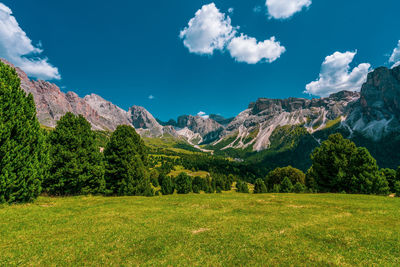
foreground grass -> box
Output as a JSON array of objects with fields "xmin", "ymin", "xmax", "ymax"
[{"xmin": 1, "ymin": 193, "xmax": 399, "ymax": 266}]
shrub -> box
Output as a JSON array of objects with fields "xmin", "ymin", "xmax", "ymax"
[
  {"xmin": 265, "ymin": 166, "xmax": 305, "ymax": 190},
  {"xmin": 45, "ymin": 113, "xmax": 105, "ymax": 196},
  {"xmin": 161, "ymin": 175, "xmax": 174, "ymax": 195},
  {"xmin": 103, "ymin": 125, "xmax": 152, "ymax": 196},
  {"xmin": 175, "ymin": 172, "xmax": 192, "ymax": 194},
  {"xmin": 0, "ymin": 61, "xmax": 48, "ymax": 203},
  {"xmin": 280, "ymin": 177, "xmax": 293, "ymax": 193},
  {"xmin": 308, "ymin": 133, "xmax": 389, "ymax": 194},
  {"xmin": 253, "ymin": 178, "xmax": 267, "ymax": 194}
]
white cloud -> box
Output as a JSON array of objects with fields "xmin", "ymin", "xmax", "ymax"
[
  {"xmin": 179, "ymin": 3, "xmax": 236, "ymax": 55},
  {"xmin": 305, "ymin": 51, "xmax": 371, "ymax": 97},
  {"xmin": 228, "ymin": 34, "xmax": 285, "ymax": 64},
  {"xmin": 148, "ymin": 95, "xmax": 155, "ymax": 100},
  {"xmin": 266, "ymin": 0, "xmax": 311, "ymax": 19},
  {"xmin": 180, "ymin": 3, "xmax": 285, "ymax": 64},
  {"xmin": 228, "ymin": 8, "xmax": 234, "ymax": 14},
  {"xmin": 389, "ymin": 40, "xmax": 400, "ymax": 68},
  {"xmin": 0, "ymin": 3, "xmax": 60, "ymax": 80},
  {"xmin": 197, "ymin": 111, "xmax": 209, "ymax": 119}
]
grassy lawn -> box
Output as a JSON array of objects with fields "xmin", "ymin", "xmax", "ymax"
[{"xmin": 1, "ymin": 193, "xmax": 399, "ymax": 266}]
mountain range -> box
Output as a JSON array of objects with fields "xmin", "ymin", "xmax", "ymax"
[{"xmin": 3, "ymin": 58, "xmax": 400, "ymax": 169}]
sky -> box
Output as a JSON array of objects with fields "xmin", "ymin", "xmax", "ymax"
[{"xmin": 0, "ymin": 0, "xmax": 399, "ymax": 121}]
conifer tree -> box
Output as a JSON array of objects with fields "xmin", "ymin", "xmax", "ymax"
[
  {"xmin": 308, "ymin": 133, "xmax": 389, "ymax": 194},
  {"xmin": 160, "ymin": 175, "xmax": 174, "ymax": 195},
  {"xmin": 253, "ymin": 178, "xmax": 267, "ymax": 194},
  {"xmin": 0, "ymin": 61, "xmax": 48, "ymax": 203},
  {"xmin": 104, "ymin": 125, "xmax": 153, "ymax": 196},
  {"xmin": 175, "ymin": 172, "xmax": 192, "ymax": 194},
  {"xmin": 280, "ymin": 177, "xmax": 293, "ymax": 193},
  {"xmin": 45, "ymin": 113, "xmax": 105, "ymax": 195}
]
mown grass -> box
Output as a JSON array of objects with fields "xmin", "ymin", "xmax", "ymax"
[{"xmin": 1, "ymin": 193, "xmax": 399, "ymax": 266}]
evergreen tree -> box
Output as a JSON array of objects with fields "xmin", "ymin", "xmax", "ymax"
[
  {"xmin": 272, "ymin": 184, "xmax": 280, "ymax": 193},
  {"xmin": 280, "ymin": 177, "xmax": 293, "ymax": 193},
  {"xmin": 236, "ymin": 180, "xmax": 249, "ymax": 193},
  {"xmin": 45, "ymin": 113, "xmax": 105, "ymax": 196},
  {"xmin": 160, "ymin": 175, "xmax": 174, "ymax": 195},
  {"xmin": 308, "ymin": 133, "xmax": 389, "ymax": 194},
  {"xmin": 293, "ymin": 182, "xmax": 306, "ymax": 193},
  {"xmin": 253, "ymin": 178, "xmax": 267, "ymax": 194},
  {"xmin": 192, "ymin": 176, "xmax": 204, "ymax": 194},
  {"xmin": 175, "ymin": 172, "xmax": 192, "ymax": 194},
  {"xmin": 381, "ymin": 169, "xmax": 397, "ymax": 191},
  {"xmin": 0, "ymin": 61, "xmax": 48, "ymax": 203},
  {"xmin": 103, "ymin": 125, "xmax": 152, "ymax": 196},
  {"xmin": 394, "ymin": 181, "xmax": 400, "ymax": 197}
]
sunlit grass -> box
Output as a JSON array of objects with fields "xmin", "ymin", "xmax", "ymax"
[{"xmin": 1, "ymin": 193, "xmax": 399, "ymax": 266}]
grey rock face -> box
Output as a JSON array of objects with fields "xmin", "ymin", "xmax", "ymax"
[
  {"xmin": 346, "ymin": 66, "xmax": 400, "ymax": 140},
  {"xmin": 176, "ymin": 115, "xmax": 224, "ymax": 143}
]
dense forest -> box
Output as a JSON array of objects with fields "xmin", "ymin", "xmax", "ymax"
[{"xmin": 1, "ymin": 60, "xmax": 400, "ymax": 204}]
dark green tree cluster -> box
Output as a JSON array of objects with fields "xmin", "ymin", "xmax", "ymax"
[
  {"xmin": 306, "ymin": 134, "xmax": 389, "ymax": 195},
  {"xmin": 265, "ymin": 166, "xmax": 306, "ymax": 192},
  {"xmin": 0, "ymin": 61, "xmax": 48, "ymax": 203}
]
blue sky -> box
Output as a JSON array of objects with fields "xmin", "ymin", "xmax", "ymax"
[{"xmin": 0, "ymin": 0, "xmax": 399, "ymax": 120}]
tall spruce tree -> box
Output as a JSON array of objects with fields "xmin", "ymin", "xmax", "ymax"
[
  {"xmin": 0, "ymin": 61, "xmax": 48, "ymax": 203},
  {"xmin": 45, "ymin": 113, "xmax": 105, "ymax": 195},
  {"xmin": 104, "ymin": 125, "xmax": 153, "ymax": 196}
]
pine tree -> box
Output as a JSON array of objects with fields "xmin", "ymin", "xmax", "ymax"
[
  {"xmin": 280, "ymin": 177, "xmax": 293, "ymax": 193},
  {"xmin": 104, "ymin": 125, "xmax": 152, "ymax": 196},
  {"xmin": 45, "ymin": 113, "xmax": 105, "ymax": 196},
  {"xmin": 0, "ymin": 61, "xmax": 48, "ymax": 203},
  {"xmin": 293, "ymin": 182, "xmax": 306, "ymax": 193},
  {"xmin": 175, "ymin": 172, "xmax": 192, "ymax": 194},
  {"xmin": 236, "ymin": 180, "xmax": 249, "ymax": 193},
  {"xmin": 253, "ymin": 178, "xmax": 267, "ymax": 194},
  {"xmin": 161, "ymin": 175, "xmax": 174, "ymax": 195}
]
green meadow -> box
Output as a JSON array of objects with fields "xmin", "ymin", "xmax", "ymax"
[{"xmin": 1, "ymin": 193, "xmax": 399, "ymax": 266}]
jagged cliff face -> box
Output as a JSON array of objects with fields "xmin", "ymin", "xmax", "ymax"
[
  {"xmin": 345, "ymin": 66, "xmax": 400, "ymax": 140},
  {"xmin": 176, "ymin": 115, "xmax": 223, "ymax": 143},
  {"xmin": 216, "ymin": 91, "xmax": 360, "ymax": 151}
]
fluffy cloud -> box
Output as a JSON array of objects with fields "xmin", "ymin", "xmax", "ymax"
[
  {"xmin": 179, "ymin": 3, "xmax": 236, "ymax": 55},
  {"xmin": 180, "ymin": 3, "xmax": 285, "ymax": 64},
  {"xmin": 0, "ymin": 3, "xmax": 60, "ymax": 80},
  {"xmin": 266, "ymin": 0, "xmax": 311, "ymax": 19},
  {"xmin": 148, "ymin": 95, "xmax": 155, "ymax": 100},
  {"xmin": 228, "ymin": 34, "xmax": 285, "ymax": 64},
  {"xmin": 389, "ymin": 40, "xmax": 400, "ymax": 68},
  {"xmin": 197, "ymin": 111, "xmax": 209, "ymax": 119},
  {"xmin": 305, "ymin": 51, "xmax": 371, "ymax": 97}
]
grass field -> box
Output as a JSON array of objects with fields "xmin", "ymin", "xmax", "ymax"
[{"xmin": 1, "ymin": 193, "xmax": 400, "ymax": 266}]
